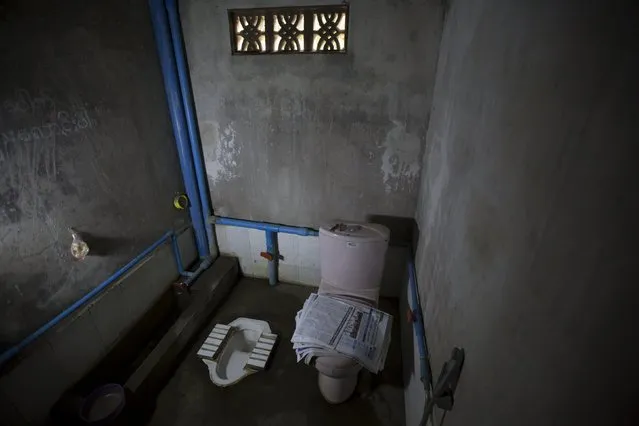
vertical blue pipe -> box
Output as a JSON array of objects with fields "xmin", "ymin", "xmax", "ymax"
[
  {"xmin": 164, "ymin": 0, "xmax": 215, "ymax": 253},
  {"xmin": 148, "ymin": 0, "xmax": 209, "ymax": 258},
  {"xmin": 170, "ymin": 233, "xmax": 185, "ymax": 275},
  {"xmin": 408, "ymin": 251, "xmax": 432, "ymax": 387},
  {"xmin": 265, "ymin": 231, "xmax": 279, "ymax": 286},
  {"xmin": 171, "ymin": 233, "xmax": 194, "ymax": 277}
]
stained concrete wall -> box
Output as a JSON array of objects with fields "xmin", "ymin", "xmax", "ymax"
[
  {"xmin": 411, "ymin": 0, "xmax": 638, "ymax": 425},
  {"xmin": 0, "ymin": 0, "xmax": 188, "ymax": 349},
  {"xmin": 181, "ymin": 0, "xmax": 443, "ymax": 227}
]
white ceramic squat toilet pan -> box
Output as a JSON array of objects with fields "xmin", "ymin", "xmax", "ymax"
[
  {"xmin": 196, "ymin": 317, "xmax": 278, "ymax": 387},
  {"xmin": 315, "ymin": 222, "xmax": 390, "ymax": 403}
]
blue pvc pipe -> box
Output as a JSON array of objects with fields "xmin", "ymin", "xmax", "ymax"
[
  {"xmin": 185, "ymin": 256, "xmax": 213, "ymax": 287},
  {"xmin": 149, "ymin": 0, "xmax": 209, "ymax": 258},
  {"xmin": 165, "ymin": 0, "xmax": 214, "ymax": 254},
  {"xmin": 171, "ymin": 233, "xmax": 194, "ymax": 277},
  {"xmin": 171, "ymin": 233, "xmax": 185, "ymax": 275},
  {"xmin": 214, "ymin": 216, "xmax": 319, "ymax": 237},
  {"xmin": 265, "ymin": 231, "xmax": 279, "ymax": 286},
  {"xmin": 0, "ymin": 231, "xmax": 174, "ymax": 367},
  {"xmin": 408, "ymin": 251, "xmax": 432, "ymax": 387}
]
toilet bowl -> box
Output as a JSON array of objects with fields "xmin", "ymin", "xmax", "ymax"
[
  {"xmin": 313, "ymin": 222, "xmax": 390, "ymax": 403},
  {"xmin": 316, "ymin": 355, "xmax": 361, "ymax": 404},
  {"xmin": 197, "ymin": 317, "xmax": 277, "ymax": 387},
  {"xmin": 314, "ymin": 293, "xmax": 378, "ymax": 403}
]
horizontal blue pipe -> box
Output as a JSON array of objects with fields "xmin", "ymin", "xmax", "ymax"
[
  {"xmin": 0, "ymin": 231, "xmax": 174, "ymax": 367},
  {"xmin": 408, "ymin": 250, "xmax": 432, "ymax": 387},
  {"xmin": 214, "ymin": 216, "xmax": 319, "ymax": 236}
]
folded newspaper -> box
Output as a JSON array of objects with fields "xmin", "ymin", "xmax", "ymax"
[{"xmin": 291, "ymin": 293, "xmax": 393, "ymax": 373}]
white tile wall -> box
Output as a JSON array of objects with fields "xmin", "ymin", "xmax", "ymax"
[
  {"xmin": 215, "ymin": 225, "xmax": 321, "ymax": 287},
  {"xmin": 214, "ymin": 225, "xmax": 408, "ymax": 297}
]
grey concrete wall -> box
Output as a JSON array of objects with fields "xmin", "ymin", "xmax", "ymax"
[
  {"xmin": 0, "ymin": 229, "xmax": 197, "ymax": 425},
  {"xmin": 411, "ymin": 0, "xmax": 638, "ymax": 425},
  {"xmin": 0, "ymin": 0, "xmax": 189, "ymax": 348},
  {"xmin": 181, "ymin": 0, "xmax": 443, "ymax": 227}
]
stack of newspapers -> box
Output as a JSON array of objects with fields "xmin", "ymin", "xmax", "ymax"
[{"xmin": 291, "ymin": 293, "xmax": 393, "ymax": 373}]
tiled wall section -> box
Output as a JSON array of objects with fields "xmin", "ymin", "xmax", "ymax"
[
  {"xmin": 0, "ymin": 229, "xmax": 197, "ymax": 425},
  {"xmin": 215, "ymin": 225, "xmax": 407, "ymax": 297},
  {"xmin": 215, "ymin": 225, "xmax": 321, "ymax": 286}
]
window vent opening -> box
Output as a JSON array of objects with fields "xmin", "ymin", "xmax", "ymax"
[{"xmin": 229, "ymin": 5, "xmax": 349, "ymax": 55}]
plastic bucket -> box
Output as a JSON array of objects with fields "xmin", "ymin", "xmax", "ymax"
[{"xmin": 79, "ymin": 383, "xmax": 126, "ymax": 425}]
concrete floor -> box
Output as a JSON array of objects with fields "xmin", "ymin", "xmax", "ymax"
[{"xmin": 150, "ymin": 278, "xmax": 405, "ymax": 426}]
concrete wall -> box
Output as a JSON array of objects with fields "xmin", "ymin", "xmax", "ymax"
[
  {"xmin": 410, "ymin": 0, "xmax": 638, "ymax": 425},
  {"xmin": 0, "ymin": 230, "xmax": 197, "ymax": 425},
  {"xmin": 181, "ymin": 0, "xmax": 443, "ymax": 227},
  {"xmin": 0, "ymin": 0, "xmax": 188, "ymax": 348}
]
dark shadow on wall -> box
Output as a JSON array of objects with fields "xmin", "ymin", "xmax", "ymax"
[
  {"xmin": 367, "ymin": 214, "xmax": 418, "ymax": 249},
  {"xmin": 81, "ymin": 232, "xmax": 136, "ymax": 257},
  {"xmin": 0, "ymin": 0, "xmax": 187, "ymax": 345},
  {"xmin": 367, "ymin": 214, "xmax": 422, "ymax": 393}
]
